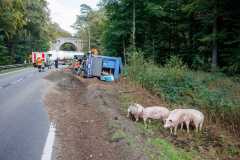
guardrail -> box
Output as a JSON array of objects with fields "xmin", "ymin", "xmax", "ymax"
[{"xmin": 0, "ymin": 64, "xmax": 27, "ymax": 72}]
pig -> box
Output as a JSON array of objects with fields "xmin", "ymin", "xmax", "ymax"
[
  {"xmin": 164, "ymin": 109, "xmax": 204, "ymax": 135},
  {"xmin": 142, "ymin": 106, "xmax": 170, "ymax": 128},
  {"xmin": 185, "ymin": 109, "xmax": 204, "ymax": 133},
  {"xmin": 127, "ymin": 103, "xmax": 144, "ymax": 122}
]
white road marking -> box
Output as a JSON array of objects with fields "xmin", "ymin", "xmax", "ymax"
[{"xmin": 41, "ymin": 122, "xmax": 56, "ymax": 160}]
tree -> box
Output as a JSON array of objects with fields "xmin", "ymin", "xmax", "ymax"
[
  {"xmin": 99, "ymin": 0, "xmax": 240, "ymax": 73},
  {"xmin": 73, "ymin": 4, "xmax": 106, "ymax": 53},
  {"xmin": 0, "ymin": 0, "xmax": 68, "ymax": 65}
]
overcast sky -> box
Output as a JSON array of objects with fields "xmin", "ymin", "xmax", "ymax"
[{"xmin": 47, "ymin": 0, "xmax": 99, "ymax": 35}]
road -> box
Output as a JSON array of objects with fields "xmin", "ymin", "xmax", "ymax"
[{"xmin": 0, "ymin": 68, "xmax": 50, "ymax": 160}]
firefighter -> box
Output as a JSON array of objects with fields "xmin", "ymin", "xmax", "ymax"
[
  {"xmin": 54, "ymin": 58, "xmax": 58, "ymax": 69},
  {"xmin": 41, "ymin": 58, "xmax": 45, "ymax": 71},
  {"xmin": 37, "ymin": 57, "xmax": 42, "ymax": 72}
]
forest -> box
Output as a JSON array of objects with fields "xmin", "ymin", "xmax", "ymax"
[
  {"xmin": 75, "ymin": 0, "xmax": 240, "ymax": 74},
  {"xmin": 0, "ymin": 0, "xmax": 70, "ymax": 65}
]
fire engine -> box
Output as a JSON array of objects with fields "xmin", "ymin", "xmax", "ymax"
[{"xmin": 32, "ymin": 52, "xmax": 52, "ymax": 67}]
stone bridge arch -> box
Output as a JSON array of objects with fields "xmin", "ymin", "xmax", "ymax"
[{"xmin": 51, "ymin": 37, "xmax": 83, "ymax": 51}]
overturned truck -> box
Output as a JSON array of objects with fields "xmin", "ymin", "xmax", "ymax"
[{"xmin": 83, "ymin": 54, "xmax": 122, "ymax": 81}]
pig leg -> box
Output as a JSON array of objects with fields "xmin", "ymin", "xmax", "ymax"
[
  {"xmin": 195, "ymin": 122, "xmax": 199, "ymax": 133},
  {"xmin": 199, "ymin": 121, "xmax": 203, "ymax": 131},
  {"xmin": 133, "ymin": 115, "xmax": 137, "ymax": 122},
  {"xmin": 174, "ymin": 126, "xmax": 178, "ymax": 135},
  {"xmin": 180, "ymin": 123, "xmax": 183, "ymax": 131},
  {"xmin": 185, "ymin": 121, "xmax": 190, "ymax": 133},
  {"xmin": 143, "ymin": 117, "xmax": 148, "ymax": 128},
  {"xmin": 135, "ymin": 115, "xmax": 139, "ymax": 122},
  {"xmin": 127, "ymin": 112, "xmax": 130, "ymax": 118},
  {"xmin": 148, "ymin": 119, "xmax": 151, "ymax": 125},
  {"xmin": 170, "ymin": 127, "xmax": 173, "ymax": 135}
]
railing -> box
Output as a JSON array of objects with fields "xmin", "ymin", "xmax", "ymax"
[{"xmin": 0, "ymin": 64, "xmax": 27, "ymax": 72}]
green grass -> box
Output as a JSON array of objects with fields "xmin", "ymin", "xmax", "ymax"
[
  {"xmin": 119, "ymin": 90, "xmax": 200, "ymax": 160},
  {"xmin": 126, "ymin": 53, "xmax": 240, "ymax": 136},
  {"xmin": 147, "ymin": 138, "xmax": 195, "ymax": 160},
  {"xmin": 111, "ymin": 129, "xmax": 127, "ymax": 142}
]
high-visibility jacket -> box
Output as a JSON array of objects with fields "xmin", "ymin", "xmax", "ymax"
[{"xmin": 37, "ymin": 58, "xmax": 42, "ymax": 65}]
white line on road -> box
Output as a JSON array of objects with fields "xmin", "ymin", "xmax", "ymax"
[{"xmin": 41, "ymin": 122, "xmax": 56, "ymax": 160}]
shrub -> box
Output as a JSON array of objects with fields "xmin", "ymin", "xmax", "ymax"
[{"xmin": 126, "ymin": 53, "xmax": 240, "ymax": 136}]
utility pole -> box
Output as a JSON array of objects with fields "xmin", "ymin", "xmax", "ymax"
[{"xmin": 132, "ymin": 0, "xmax": 136, "ymax": 51}]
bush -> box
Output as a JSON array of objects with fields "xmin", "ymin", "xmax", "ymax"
[{"xmin": 126, "ymin": 53, "xmax": 240, "ymax": 136}]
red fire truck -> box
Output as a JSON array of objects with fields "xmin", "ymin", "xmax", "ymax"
[{"xmin": 32, "ymin": 52, "xmax": 46, "ymax": 67}]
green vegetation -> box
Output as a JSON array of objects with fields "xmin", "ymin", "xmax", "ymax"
[
  {"xmin": 73, "ymin": 0, "xmax": 240, "ymax": 73},
  {"xmin": 119, "ymin": 91, "xmax": 201, "ymax": 160},
  {"xmin": 0, "ymin": 0, "xmax": 71, "ymax": 65},
  {"xmin": 73, "ymin": 4, "xmax": 106, "ymax": 53},
  {"xmin": 147, "ymin": 138, "xmax": 195, "ymax": 160},
  {"xmin": 126, "ymin": 52, "xmax": 240, "ymax": 136},
  {"xmin": 97, "ymin": 0, "xmax": 240, "ymax": 74},
  {"xmin": 119, "ymin": 80, "xmax": 240, "ymax": 159},
  {"xmin": 111, "ymin": 129, "xmax": 127, "ymax": 142}
]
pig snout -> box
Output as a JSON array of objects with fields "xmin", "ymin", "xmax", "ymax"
[{"xmin": 164, "ymin": 119, "xmax": 172, "ymax": 128}]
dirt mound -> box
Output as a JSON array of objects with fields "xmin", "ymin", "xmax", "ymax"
[{"xmin": 44, "ymin": 71, "xmax": 148, "ymax": 160}]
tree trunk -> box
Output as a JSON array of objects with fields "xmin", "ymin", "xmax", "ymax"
[
  {"xmin": 211, "ymin": 6, "xmax": 218, "ymax": 71},
  {"xmin": 87, "ymin": 28, "xmax": 91, "ymax": 51},
  {"xmin": 132, "ymin": 0, "xmax": 136, "ymax": 50},
  {"xmin": 123, "ymin": 39, "xmax": 127, "ymax": 65},
  {"xmin": 152, "ymin": 38, "xmax": 155, "ymax": 63}
]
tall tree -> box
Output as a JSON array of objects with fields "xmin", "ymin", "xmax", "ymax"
[
  {"xmin": 0, "ymin": 0, "xmax": 66, "ymax": 65},
  {"xmin": 100, "ymin": 0, "xmax": 240, "ymax": 73},
  {"xmin": 73, "ymin": 4, "xmax": 105, "ymax": 53}
]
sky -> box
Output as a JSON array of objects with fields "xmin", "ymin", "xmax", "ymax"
[{"xmin": 47, "ymin": 0, "xmax": 99, "ymax": 35}]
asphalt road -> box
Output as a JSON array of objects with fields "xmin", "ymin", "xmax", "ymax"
[{"xmin": 0, "ymin": 68, "xmax": 50, "ymax": 160}]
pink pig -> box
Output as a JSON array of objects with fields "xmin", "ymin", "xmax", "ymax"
[
  {"xmin": 142, "ymin": 106, "xmax": 170, "ymax": 128},
  {"xmin": 127, "ymin": 103, "xmax": 144, "ymax": 122},
  {"xmin": 164, "ymin": 109, "xmax": 204, "ymax": 135}
]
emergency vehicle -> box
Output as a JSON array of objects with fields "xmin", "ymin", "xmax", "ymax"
[
  {"xmin": 32, "ymin": 52, "xmax": 52, "ymax": 67},
  {"xmin": 32, "ymin": 52, "xmax": 46, "ymax": 67}
]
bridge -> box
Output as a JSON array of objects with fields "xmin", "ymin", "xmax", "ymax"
[{"xmin": 51, "ymin": 37, "xmax": 83, "ymax": 51}]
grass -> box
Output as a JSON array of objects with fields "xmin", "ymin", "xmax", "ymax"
[
  {"xmin": 125, "ymin": 53, "xmax": 240, "ymax": 136},
  {"xmin": 119, "ymin": 63, "xmax": 240, "ymax": 159},
  {"xmin": 147, "ymin": 138, "xmax": 195, "ymax": 160},
  {"xmin": 107, "ymin": 120, "xmax": 134, "ymax": 146},
  {"xmin": 111, "ymin": 129, "xmax": 127, "ymax": 142},
  {"xmin": 118, "ymin": 90, "xmax": 200, "ymax": 160}
]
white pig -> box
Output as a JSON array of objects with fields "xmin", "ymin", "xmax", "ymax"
[
  {"xmin": 127, "ymin": 103, "xmax": 144, "ymax": 122},
  {"xmin": 184, "ymin": 109, "xmax": 204, "ymax": 133},
  {"xmin": 164, "ymin": 109, "xmax": 204, "ymax": 135},
  {"xmin": 142, "ymin": 106, "xmax": 170, "ymax": 128}
]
